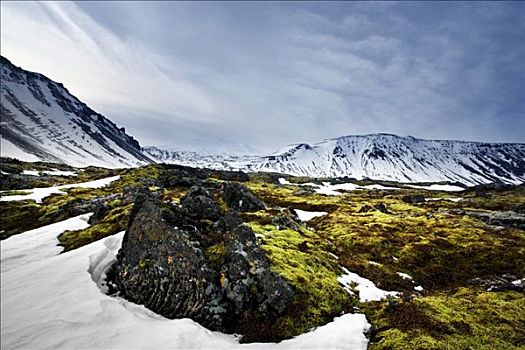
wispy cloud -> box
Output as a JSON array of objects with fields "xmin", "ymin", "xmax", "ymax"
[{"xmin": 1, "ymin": 1, "xmax": 523, "ymax": 153}]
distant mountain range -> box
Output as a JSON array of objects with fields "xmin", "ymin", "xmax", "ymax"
[{"xmin": 2, "ymin": 56, "xmax": 524, "ymax": 185}]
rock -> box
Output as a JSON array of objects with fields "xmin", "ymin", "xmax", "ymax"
[
  {"xmin": 271, "ymin": 210, "xmax": 302, "ymax": 231},
  {"xmin": 222, "ymin": 182, "xmax": 265, "ymax": 212},
  {"xmin": 374, "ymin": 203, "xmax": 390, "ymax": 214},
  {"xmin": 297, "ymin": 241, "xmax": 309, "ymax": 252},
  {"xmin": 108, "ymin": 191, "xmax": 293, "ymax": 336},
  {"xmin": 212, "ymin": 170, "xmax": 249, "ymax": 182},
  {"xmin": 358, "ymin": 204, "xmax": 373, "ymax": 213},
  {"xmin": 180, "ymin": 186, "xmax": 222, "ymax": 221},
  {"xmin": 461, "ymin": 210, "xmax": 525, "ymax": 230},
  {"xmin": 402, "ymin": 195, "xmax": 426, "ymax": 204},
  {"xmin": 467, "ymin": 274, "xmax": 523, "ymax": 292},
  {"xmin": 358, "ymin": 203, "xmax": 390, "ymax": 214},
  {"xmin": 294, "ymin": 188, "xmax": 314, "ymax": 196},
  {"xmin": 88, "ymin": 202, "xmax": 109, "ymax": 224}
]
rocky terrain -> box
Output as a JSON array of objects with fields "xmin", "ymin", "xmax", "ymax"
[
  {"xmin": 1, "ymin": 157, "xmax": 524, "ymax": 348},
  {"xmin": 107, "ymin": 185, "xmax": 294, "ymax": 338}
]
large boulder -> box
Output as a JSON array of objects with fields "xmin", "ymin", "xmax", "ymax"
[
  {"xmin": 222, "ymin": 182, "xmax": 265, "ymax": 212},
  {"xmin": 107, "ymin": 190, "xmax": 293, "ymax": 335},
  {"xmin": 180, "ymin": 186, "xmax": 222, "ymax": 221}
]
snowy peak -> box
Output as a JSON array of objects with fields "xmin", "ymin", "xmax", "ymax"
[
  {"xmin": 254, "ymin": 134, "xmax": 525, "ymax": 185},
  {"xmin": 0, "ymin": 56, "xmax": 152, "ymax": 168}
]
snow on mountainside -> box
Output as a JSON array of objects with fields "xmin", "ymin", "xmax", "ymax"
[
  {"xmin": 146, "ymin": 134, "xmax": 525, "ymax": 186},
  {"xmin": 250, "ymin": 134, "xmax": 525, "ymax": 185},
  {"xmin": 0, "ymin": 56, "xmax": 153, "ymax": 168},
  {"xmin": 144, "ymin": 146, "xmax": 258, "ymax": 171}
]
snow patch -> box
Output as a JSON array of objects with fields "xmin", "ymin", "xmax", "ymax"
[
  {"xmin": 407, "ymin": 184, "xmax": 465, "ymax": 192},
  {"xmin": 1, "ymin": 224, "xmax": 371, "ymax": 349},
  {"xmin": 22, "ymin": 170, "xmax": 40, "ymax": 176},
  {"xmin": 278, "ymin": 178, "xmax": 291, "ymax": 185},
  {"xmin": 294, "ymin": 209, "xmax": 328, "ymax": 221},
  {"xmin": 338, "ymin": 267, "xmax": 400, "ymax": 302},
  {"xmin": 425, "ymin": 197, "xmax": 463, "ymax": 202},
  {"xmin": 397, "ymin": 272, "xmax": 413, "ymax": 280},
  {"xmin": 43, "ymin": 169, "xmax": 78, "ymax": 176},
  {"xmin": 0, "ymin": 175, "xmax": 120, "ymax": 203}
]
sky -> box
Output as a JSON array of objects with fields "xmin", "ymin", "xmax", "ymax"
[{"xmin": 1, "ymin": 1, "xmax": 524, "ymax": 154}]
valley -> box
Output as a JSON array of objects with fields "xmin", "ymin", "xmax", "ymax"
[{"xmin": 1, "ymin": 157, "xmax": 523, "ymax": 349}]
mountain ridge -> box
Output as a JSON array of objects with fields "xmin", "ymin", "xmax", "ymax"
[
  {"xmin": 0, "ymin": 56, "xmax": 153, "ymax": 168},
  {"xmin": 1, "ymin": 56, "xmax": 524, "ymax": 186},
  {"xmin": 145, "ymin": 134, "xmax": 525, "ymax": 186}
]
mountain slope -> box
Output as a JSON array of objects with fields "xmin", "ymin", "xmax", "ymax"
[
  {"xmin": 146, "ymin": 134, "xmax": 525, "ymax": 186},
  {"xmin": 250, "ymin": 134, "xmax": 525, "ymax": 185},
  {"xmin": 0, "ymin": 56, "xmax": 152, "ymax": 168}
]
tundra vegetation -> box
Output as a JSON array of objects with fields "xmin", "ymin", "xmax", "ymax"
[{"xmin": 1, "ymin": 157, "xmax": 523, "ymax": 348}]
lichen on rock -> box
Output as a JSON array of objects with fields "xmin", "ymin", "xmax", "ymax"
[{"xmin": 107, "ymin": 184, "xmax": 293, "ymax": 338}]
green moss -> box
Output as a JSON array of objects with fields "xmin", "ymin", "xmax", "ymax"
[
  {"xmin": 204, "ymin": 243, "xmax": 227, "ymax": 267},
  {"xmin": 366, "ymin": 288, "xmax": 525, "ymax": 350},
  {"xmin": 58, "ymin": 203, "xmax": 132, "ymax": 252},
  {"xmin": 0, "ymin": 200, "xmax": 43, "ymax": 239},
  {"xmin": 245, "ymin": 220, "xmax": 354, "ymax": 339}
]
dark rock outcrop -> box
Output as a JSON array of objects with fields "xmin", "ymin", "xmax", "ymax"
[
  {"xmin": 402, "ymin": 194, "xmax": 426, "ymax": 204},
  {"xmin": 108, "ymin": 186, "xmax": 292, "ymax": 337},
  {"xmin": 180, "ymin": 186, "xmax": 222, "ymax": 221},
  {"xmin": 222, "ymin": 182, "xmax": 265, "ymax": 212},
  {"xmin": 88, "ymin": 202, "xmax": 110, "ymax": 224},
  {"xmin": 452, "ymin": 209, "xmax": 525, "ymax": 230},
  {"xmin": 468, "ymin": 274, "xmax": 523, "ymax": 292},
  {"xmin": 358, "ymin": 203, "xmax": 390, "ymax": 214}
]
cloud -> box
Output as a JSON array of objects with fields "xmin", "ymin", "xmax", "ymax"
[{"xmin": 1, "ymin": 1, "xmax": 523, "ymax": 154}]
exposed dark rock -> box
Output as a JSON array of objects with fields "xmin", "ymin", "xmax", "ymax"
[
  {"xmin": 452, "ymin": 209, "xmax": 525, "ymax": 230},
  {"xmin": 108, "ymin": 189, "xmax": 293, "ymax": 337},
  {"xmin": 402, "ymin": 195, "xmax": 426, "ymax": 204},
  {"xmin": 212, "ymin": 170, "xmax": 249, "ymax": 182},
  {"xmin": 358, "ymin": 203, "xmax": 390, "ymax": 214},
  {"xmin": 272, "ymin": 210, "xmax": 303, "ymax": 231},
  {"xmin": 88, "ymin": 203, "xmax": 110, "ymax": 225},
  {"xmin": 358, "ymin": 204, "xmax": 373, "ymax": 213},
  {"xmin": 180, "ymin": 186, "xmax": 222, "ymax": 221},
  {"xmin": 374, "ymin": 203, "xmax": 390, "ymax": 214},
  {"xmin": 222, "ymin": 182, "xmax": 265, "ymax": 212},
  {"xmin": 512, "ymin": 203, "xmax": 525, "ymax": 214},
  {"xmin": 468, "ymin": 274, "xmax": 523, "ymax": 292}
]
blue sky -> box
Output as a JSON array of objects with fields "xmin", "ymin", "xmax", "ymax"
[{"xmin": 1, "ymin": 1, "xmax": 523, "ymax": 154}]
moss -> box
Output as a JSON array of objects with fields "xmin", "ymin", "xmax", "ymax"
[
  {"xmin": 244, "ymin": 220, "xmax": 355, "ymax": 339},
  {"xmin": 3, "ymin": 161, "xmax": 524, "ymax": 347},
  {"xmin": 204, "ymin": 243, "xmax": 227, "ymax": 267},
  {"xmin": 0, "ymin": 200, "xmax": 43, "ymax": 239},
  {"xmin": 58, "ymin": 203, "xmax": 132, "ymax": 252},
  {"xmin": 366, "ymin": 288, "xmax": 525, "ymax": 350}
]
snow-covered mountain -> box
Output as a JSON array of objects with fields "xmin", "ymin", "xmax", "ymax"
[
  {"xmin": 2, "ymin": 56, "xmax": 523, "ymax": 185},
  {"xmin": 146, "ymin": 134, "xmax": 525, "ymax": 186},
  {"xmin": 144, "ymin": 146, "xmax": 257, "ymax": 171},
  {"xmin": 249, "ymin": 134, "xmax": 525, "ymax": 185},
  {"xmin": 0, "ymin": 56, "xmax": 153, "ymax": 168}
]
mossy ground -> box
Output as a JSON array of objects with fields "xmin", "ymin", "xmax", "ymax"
[{"xmin": 1, "ymin": 159, "xmax": 524, "ymax": 347}]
